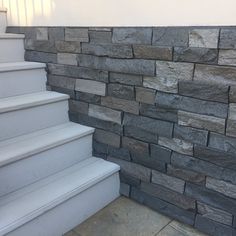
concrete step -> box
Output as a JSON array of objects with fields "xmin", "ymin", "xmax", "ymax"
[
  {"xmin": 0, "ymin": 157, "xmax": 120, "ymax": 236},
  {"xmin": 0, "ymin": 34, "xmax": 25, "ymax": 62},
  {"xmin": 0, "ymin": 8, "xmax": 7, "ymax": 34},
  {"xmin": 0, "ymin": 91, "xmax": 69, "ymax": 141},
  {"xmin": 0, "ymin": 122, "xmax": 94, "ymax": 197},
  {"xmin": 0, "ymin": 62, "xmax": 47, "ymax": 98}
]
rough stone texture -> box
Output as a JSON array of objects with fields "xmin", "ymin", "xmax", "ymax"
[
  {"xmin": 152, "ymin": 170, "xmax": 185, "ymax": 193},
  {"xmin": 174, "ymin": 47, "xmax": 218, "ymax": 64},
  {"xmin": 48, "ymin": 74, "xmax": 75, "ymax": 90},
  {"xmin": 167, "ymin": 165, "xmax": 205, "ymax": 185},
  {"xmin": 77, "ymin": 54, "xmax": 155, "ymax": 76},
  {"xmin": 136, "ymin": 87, "xmax": 156, "ymax": 105},
  {"xmin": 230, "ymin": 86, "xmax": 236, "ymax": 102},
  {"xmin": 75, "ymin": 79, "xmax": 106, "ymax": 96},
  {"xmin": 194, "ymin": 64, "xmax": 236, "ymax": 85},
  {"xmin": 36, "ymin": 27, "xmax": 48, "ymax": 40},
  {"xmin": 25, "ymin": 51, "xmax": 57, "ymax": 63},
  {"xmin": 48, "ymin": 27, "xmax": 64, "ymax": 41},
  {"xmin": 227, "ymin": 103, "xmax": 236, "ymax": 137},
  {"xmin": 219, "ymin": 49, "xmax": 236, "ymax": 66},
  {"xmin": 55, "ymin": 41, "xmax": 81, "ymax": 53},
  {"xmin": 197, "ymin": 202, "xmax": 233, "ymax": 226},
  {"xmin": 150, "ymin": 144, "xmax": 172, "ymax": 163},
  {"xmin": 206, "ymin": 177, "xmax": 236, "ymax": 199},
  {"xmin": 152, "ymin": 27, "xmax": 189, "ymax": 47},
  {"xmin": 156, "ymin": 61, "xmax": 194, "ymax": 81},
  {"xmin": 88, "ymin": 104, "xmax": 122, "ymax": 124},
  {"xmin": 120, "ymin": 183, "xmax": 130, "ymax": 197},
  {"xmin": 133, "ymin": 45, "xmax": 172, "ymax": 60},
  {"xmin": 69, "ymin": 100, "xmax": 88, "ymax": 114},
  {"xmin": 65, "ymin": 28, "xmax": 89, "ymax": 42},
  {"xmin": 57, "ymin": 53, "xmax": 77, "ymax": 66},
  {"xmin": 158, "ymin": 137, "xmax": 193, "ymax": 155},
  {"xmin": 143, "ymin": 76, "xmax": 178, "ymax": 94},
  {"xmin": 88, "ymin": 31, "xmax": 112, "ymax": 43},
  {"xmin": 108, "ymin": 83, "xmax": 134, "ymax": 100},
  {"xmin": 109, "ymin": 73, "xmax": 142, "ymax": 86},
  {"xmin": 178, "ymin": 110, "xmax": 225, "ymax": 134},
  {"xmin": 25, "ymin": 39, "xmax": 56, "ymax": 53},
  {"xmin": 220, "ymin": 29, "xmax": 236, "ymax": 49},
  {"xmin": 189, "ymin": 29, "xmax": 219, "ymax": 48},
  {"xmin": 75, "ymin": 91, "xmax": 101, "ymax": 104},
  {"xmin": 94, "ymin": 129, "xmax": 120, "ymax": 148},
  {"xmin": 178, "ymin": 80, "xmax": 229, "ymax": 103},
  {"xmin": 174, "ymin": 124, "xmax": 208, "ymax": 146},
  {"xmin": 82, "ymin": 43, "xmax": 133, "ymax": 58},
  {"xmin": 112, "ymin": 28, "xmax": 152, "ymax": 44},
  {"xmin": 101, "ymin": 96, "xmax": 139, "ymax": 114}
]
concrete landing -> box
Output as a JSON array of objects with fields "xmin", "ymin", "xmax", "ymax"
[{"xmin": 64, "ymin": 197, "xmax": 207, "ymax": 236}]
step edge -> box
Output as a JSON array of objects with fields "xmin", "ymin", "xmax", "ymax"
[
  {"xmin": 0, "ymin": 33, "xmax": 25, "ymax": 39},
  {"xmin": 0, "ymin": 159, "xmax": 120, "ymax": 235},
  {"xmin": 0, "ymin": 62, "xmax": 46, "ymax": 72},
  {"xmin": 0, "ymin": 124, "xmax": 95, "ymax": 167}
]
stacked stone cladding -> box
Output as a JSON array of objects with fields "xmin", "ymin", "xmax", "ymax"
[{"xmin": 7, "ymin": 26, "xmax": 236, "ymax": 236}]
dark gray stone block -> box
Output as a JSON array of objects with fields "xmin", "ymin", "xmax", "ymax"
[
  {"xmin": 174, "ymin": 47, "xmax": 218, "ymax": 64},
  {"xmin": 69, "ymin": 100, "xmax": 88, "ymax": 114},
  {"xmin": 156, "ymin": 92, "xmax": 228, "ymax": 118},
  {"xmin": 141, "ymin": 182, "xmax": 195, "ymax": 210},
  {"xmin": 93, "ymin": 140, "xmax": 108, "ymax": 159},
  {"xmin": 94, "ymin": 129, "xmax": 121, "ymax": 148},
  {"xmin": 108, "ymin": 83, "xmax": 135, "ymax": 100},
  {"xmin": 50, "ymin": 86, "xmax": 75, "ymax": 99},
  {"xmin": 25, "ymin": 39, "xmax": 57, "ymax": 53},
  {"xmin": 120, "ymin": 171, "xmax": 140, "ymax": 187},
  {"xmin": 140, "ymin": 103, "xmax": 178, "ymax": 123},
  {"xmin": 25, "ymin": 51, "xmax": 57, "ymax": 63},
  {"xmin": 109, "ymin": 73, "xmax": 142, "ymax": 86},
  {"xmin": 112, "ymin": 28, "xmax": 152, "ymax": 44},
  {"xmin": 220, "ymin": 29, "xmax": 236, "ymax": 49},
  {"xmin": 89, "ymin": 31, "xmax": 112, "ymax": 43},
  {"xmin": 55, "ymin": 41, "xmax": 81, "ymax": 53},
  {"xmin": 174, "ymin": 124, "xmax": 208, "ymax": 146},
  {"xmin": 48, "ymin": 27, "xmax": 65, "ymax": 41},
  {"xmin": 131, "ymin": 187, "xmax": 195, "ymax": 226},
  {"xmin": 65, "ymin": 27, "xmax": 89, "ymax": 42},
  {"xmin": 77, "ymin": 54, "xmax": 155, "ymax": 76},
  {"xmin": 47, "ymin": 74, "xmax": 75, "ymax": 90},
  {"xmin": 107, "ymin": 146, "xmax": 131, "ymax": 161},
  {"xmin": 152, "ymin": 27, "xmax": 189, "ymax": 47},
  {"xmin": 178, "ymin": 80, "xmax": 229, "ymax": 103},
  {"xmin": 150, "ymin": 144, "xmax": 172, "ymax": 164},
  {"xmin": 133, "ymin": 45, "xmax": 172, "ymax": 60},
  {"xmin": 136, "ymin": 87, "xmax": 156, "ymax": 105},
  {"xmin": 75, "ymin": 91, "xmax": 101, "ymax": 104},
  {"xmin": 123, "ymin": 113, "xmax": 174, "ymax": 138}
]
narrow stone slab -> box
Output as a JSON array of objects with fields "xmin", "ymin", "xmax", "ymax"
[
  {"xmin": 197, "ymin": 202, "xmax": 233, "ymax": 226},
  {"xmin": 152, "ymin": 170, "xmax": 185, "ymax": 193},
  {"xmin": 65, "ymin": 28, "xmax": 89, "ymax": 42},
  {"xmin": 110, "ymin": 73, "xmax": 142, "ymax": 86},
  {"xmin": 25, "ymin": 39, "xmax": 56, "ymax": 53},
  {"xmin": 219, "ymin": 50, "xmax": 236, "ymax": 66},
  {"xmin": 158, "ymin": 137, "xmax": 193, "ymax": 155},
  {"xmin": 189, "ymin": 29, "xmax": 219, "ymax": 48},
  {"xmin": 194, "ymin": 64, "xmax": 236, "ymax": 85},
  {"xmin": 75, "ymin": 79, "xmax": 106, "ymax": 96},
  {"xmin": 88, "ymin": 31, "xmax": 112, "ymax": 43},
  {"xmin": 178, "ymin": 110, "xmax": 225, "ymax": 134},
  {"xmin": 88, "ymin": 104, "xmax": 122, "ymax": 124},
  {"xmin": 57, "ymin": 53, "xmax": 77, "ymax": 66},
  {"xmin": 55, "ymin": 41, "xmax": 81, "ymax": 53},
  {"xmin": 206, "ymin": 177, "xmax": 236, "ymax": 199}
]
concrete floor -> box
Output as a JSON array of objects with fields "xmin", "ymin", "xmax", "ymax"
[{"xmin": 64, "ymin": 197, "xmax": 207, "ymax": 236}]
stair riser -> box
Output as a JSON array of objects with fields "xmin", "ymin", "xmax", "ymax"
[
  {"xmin": 0, "ymin": 38, "xmax": 24, "ymax": 62},
  {"xmin": 6, "ymin": 173, "xmax": 120, "ymax": 236},
  {"xmin": 0, "ymin": 134, "xmax": 93, "ymax": 197},
  {"xmin": 0, "ymin": 12, "xmax": 7, "ymax": 33},
  {"xmin": 0, "ymin": 100, "xmax": 69, "ymax": 141},
  {"xmin": 0, "ymin": 68, "xmax": 47, "ymax": 98}
]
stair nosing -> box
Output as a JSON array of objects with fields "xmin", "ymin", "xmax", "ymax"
[
  {"xmin": 0, "ymin": 62, "xmax": 46, "ymax": 72},
  {"xmin": 0, "ymin": 122, "xmax": 95, "ymax": 168},
  {"xmin": 0, "ymin": 33, "xmax": 25, "ymax": 39},
  {"xmin": 0, "ymin": 157, "xmax": 120, "ymax": 235}
]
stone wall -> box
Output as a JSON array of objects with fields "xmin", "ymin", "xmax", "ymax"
[{"xmin": 7, "ymin": 26, "xmax": 236, "ymax": 236}]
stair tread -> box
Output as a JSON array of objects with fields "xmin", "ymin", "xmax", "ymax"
[
  {"xmin": 0, "ymin": 122, "xmax": 94, "ymax": 167},
  {"xmin": 0, "ymin": 91, "xmax": 69, "ymax": 114},
  {"xmin": 0, "ymin": 33, "xmax": 25, "ymax": 39},
  {"xmin": 0, "ymin": 61, "xmax": 46, "ymax": 72},
  {"xmin": 0, "ymin": 157, "xmax": 120, "ymax": 235}
]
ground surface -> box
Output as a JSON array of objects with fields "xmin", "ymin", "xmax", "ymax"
[{"xmin": 64, "ymin": 197, "xmax": 207, "ymax": 236}]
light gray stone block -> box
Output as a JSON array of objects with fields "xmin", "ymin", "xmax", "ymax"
[
  {"xmin": 57, "ymin": 53, "xmax": 77, "ymax": 66},
  {"xmin": 156, "ymin": 61, "xmax": 194, "ymax": 81},
  {"xmin": 36, "ymin": 27, "xmax": 48, "ymax": 40},
  {"xmin": 226, "ymin": 104, "xmax": 236, "ymax": 137},
  {"xmin": 25, "ymin": 39, "xmax": 56, "ymax": 53},
  {"xmin": 75, "ymin": 79, "xmax": 106, "ymax": 96},
  {"xmin": 88, "ymin": 104, "xmax": 122, "ymax": 124},
  {"xmin": 206, "ymin": 177, "xmax": 236, "ymax": 199},
  {"xmin": 194, "ymin": 64, "xmax": 236, "ymax": 85},
  {"xmin": 143, "ymin": 76, "xmax": 178, "ymax": 93},
  {"xmin": 189, "ymin": 29, "xmax": 219, "ymax": 48},
  {"xmin": 219, "ymin": 50, "xmax": 236, "ymax": 66},
  {"xmin": 197, "ymin": 202, "xmax": 233, "ymax": 226},
  {"xmin": 120, "ymin": 183, "xmax": 130, "ymax": 197},
  {"xmin": 110, "ymin": 73, "xmax": 142, "ymax": 86},
  {"xmin": 152, "ymin": 170, "xmax": 185, "ymax": 193},
  {"xmin": 55, "ymin": 41, "xmax": 81, "ymax": 53},
  {"xmin": 101, "ymin": 96, "xmax": 139, "ymax": 115},
  {"xmin": 136, "ymin": 87, "xmax": 156, "ymax": 105},
  {"xmin": 112, "ymin": 28, "xmax": 152, "ymax": 44},
  {"xmin": 65, "ymin": 28, "xmax": 89, "ymax": 42},
  {"xmin": 178, "ymin": 110, "xmax": 225, "ymax": 134},
  {"xmin": 230, "ymin": 86, "xmax": 236, "ymax": 102},
  {"xmin": 158, "ymin": 137, "xmax": 193, "ymax": 155}
]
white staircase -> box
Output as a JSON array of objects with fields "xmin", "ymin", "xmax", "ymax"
[{"xmin": 0, "ymin": 9, "xmax": 120, "ymax": 236}]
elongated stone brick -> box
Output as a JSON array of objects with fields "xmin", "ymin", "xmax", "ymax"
[
  {"xmin": 219, "ymin": 50, "xmax": 236, "ymax": 66},
  {"xmin": 57, "ymin": 53, "xmax": 77, "ymax": 66},
  {"xmin": 65, "ymin": 28, "xmax": 89, "ymax": 42},
  {"xmin": 110, "ymin": 73, "xmax": 142, "ymax": 86}
]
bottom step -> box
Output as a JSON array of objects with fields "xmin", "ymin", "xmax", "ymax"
[{"xmin": 0, "ymin": 158, "xmax": 120, "ymax": 236}]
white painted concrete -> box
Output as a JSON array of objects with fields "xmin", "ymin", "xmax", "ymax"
[
  {"xmin": 0, "ymin": 9, "xmax": 6, "ymax": 33},
  {"xmin": 2, "ymin": 0, "xmax": 236, "ymax": 26}
]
